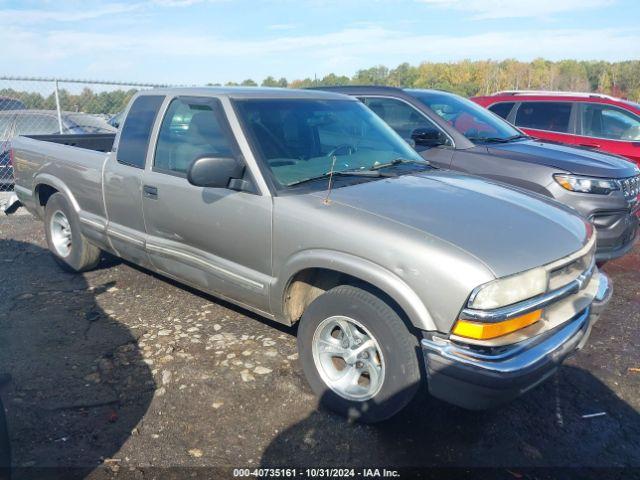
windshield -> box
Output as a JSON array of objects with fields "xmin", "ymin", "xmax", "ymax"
[
  {"xmin": 234, "ymin": 99, "xmax": 424, "ymax": 187},
  {"xmin": 406, "ymin": 90, "xmax": 522, "ymax": 142}
]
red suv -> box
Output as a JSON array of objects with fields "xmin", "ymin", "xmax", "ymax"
[{"xmin": 471, "ymin": 91, "xmax": 640, "ymax": 166}]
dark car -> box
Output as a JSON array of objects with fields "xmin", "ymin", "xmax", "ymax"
[
  {"xmin": 0, "ymin": 96, "xmax": 25, "ymax": 111},
  {"xmin": 0, "ymin": 110, "xmax": 115, "ymax": 191},
  {"xmin": 316, "ymin": 86, "xmax": 640, "ymax": 262}
]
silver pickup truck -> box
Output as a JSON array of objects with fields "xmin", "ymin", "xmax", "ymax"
[{"xmin": 12, "ymin": 87, "xmax": 612, "ymax": 422}]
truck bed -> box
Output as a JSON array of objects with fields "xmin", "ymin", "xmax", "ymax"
[{"xmin": 12, "ymin": 134, "xmax": 111, "ymax": 220}]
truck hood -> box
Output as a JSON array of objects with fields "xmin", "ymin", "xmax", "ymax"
[
  {"xmin": 311, "ymin": 171, "xmax": 590, "ymax": 278},
  {"xmin": 486, "ymin": 139, "xmax": 639, "ymax": 178}
]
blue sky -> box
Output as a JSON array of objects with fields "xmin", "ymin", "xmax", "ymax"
[{"xmin": 1, "ymin": 0, "xmax": 639, "ymax": 85}]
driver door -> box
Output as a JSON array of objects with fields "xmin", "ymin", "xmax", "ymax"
[{"xmin": 141, "ymin": 96, "xmax": 272, "ymax": 312}]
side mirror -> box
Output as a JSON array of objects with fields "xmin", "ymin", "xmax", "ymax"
[
  {"xmin": 411, "ymin": 127, "xmax": 447, "ymax": 147},
  {"xmin": 187, "ymin": 156, "xmax": 245, "ymax": 189}
]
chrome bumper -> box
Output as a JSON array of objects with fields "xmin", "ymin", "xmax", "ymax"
[
  {"xmin": 420, "ymin": 272, "xmax": 612, "ymax": 409},
  {"xmin": 591, "ymin": 270, "xmax": 613, "ymax": 317},
  {"xmin": 422, "ymin": 308, "xmax": 591, "ymax": 375}
]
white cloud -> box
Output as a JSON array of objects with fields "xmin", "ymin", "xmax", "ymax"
[
  {"xmin": 149, "ymin": 0, "xmax": 204, "ymax": 6},
  {"xmin": 1, "ymin": 24, "xmax": 638, "ymax": 83},
  {"xmin": 0, "ymin": 3, "xmax": 142, "ymax": 24},
  {"xmin": 418, "ymin": 0, "xmax": 615, "ymax": 19},
  {"xmin": 0, "ymin": 0, "xmax": 228, "ymax": 26},
  {"xmin": 148, "ymin": 0, "xmax": 230, "ymax": 5},
  {"xmin": 267, "ymin": 23, "xmax": 299, "ymax": 31}
]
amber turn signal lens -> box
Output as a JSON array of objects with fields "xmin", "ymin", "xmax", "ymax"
[
  {"xmin": 452, "ymin": 309, "xmax": 542, "ymax": 340},
  {"xmin": 555, "ymin": 177, "xmax": 573, "ymax": 191}
]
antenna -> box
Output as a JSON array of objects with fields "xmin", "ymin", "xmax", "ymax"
[{"xmin": 323, "ymin": 154, "xmax": 337, "ymax": 205}]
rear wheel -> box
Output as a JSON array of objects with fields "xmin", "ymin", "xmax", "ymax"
[
  {"xmin": 44, "ymin": 193, "xmax": 101, "ymax": 272},
  {"xmin": 297, "ymin": 285, "xmax": 421, "ymax": 423}
]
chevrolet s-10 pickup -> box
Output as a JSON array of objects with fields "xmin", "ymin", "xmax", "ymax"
[{"xmin": 11, "ymin": 87, "xmax": 612, "ymax": 422}]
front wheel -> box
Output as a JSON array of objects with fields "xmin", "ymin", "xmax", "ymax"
[
  {"xmin": 44, "ymin": 193, "xmax": 101, "ymax": 272},
  {"xmin": 297, "ymin": 285, "xmax": 421, "ymax": 423}
]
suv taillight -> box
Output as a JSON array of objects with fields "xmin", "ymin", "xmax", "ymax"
[{"xmin": 8, "ymin": 147, "xmax": 15, "ymax": 168}]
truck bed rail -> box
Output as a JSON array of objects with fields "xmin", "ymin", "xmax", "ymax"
[{"xmin": 26, "ymin": 133, "xmax": 115, "ymax": 153}]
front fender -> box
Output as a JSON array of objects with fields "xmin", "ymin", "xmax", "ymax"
[{"xmin": 271, "ymin": 249, "xmax": 436, "ymax": 331}]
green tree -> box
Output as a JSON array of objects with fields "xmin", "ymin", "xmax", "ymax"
[
  {"xmin": 388, "ymin": 62, "xmax": 418, "ymax": 87},
  {"xmin": 352, "ymin": 65, "xmax": 389, "ymax": 85},
  {"xmin": 318, "ymin": 73, "xmax": 350, "ymax": 86},
  {"xmin": 261, "ymin": 76, "xmax": 279, "ymax": 87}
]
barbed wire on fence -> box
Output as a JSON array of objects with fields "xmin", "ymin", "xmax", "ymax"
[{"xmin": 0, "ymin": 76, "xmax": 168, "ymax": 88}]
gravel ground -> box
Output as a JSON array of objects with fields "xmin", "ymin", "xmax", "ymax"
[{"xmin": 0, "ymin": 213, "xmax": 639, "ymax": 479}]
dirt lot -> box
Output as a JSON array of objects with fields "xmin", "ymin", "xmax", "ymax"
[{"xmin": 0, "ymin": 213, "xmax": 639, "ymax": 479}]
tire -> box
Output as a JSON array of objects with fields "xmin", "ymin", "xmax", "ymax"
[
  {"xmin": 44, "ymin": 192, "xmax": 101, "ymax": 272},
  {"xmin": 297, "ymin": 285, "xmax": 421, "ymax": 423}
]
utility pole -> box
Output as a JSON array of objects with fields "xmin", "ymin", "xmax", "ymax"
[{"xmin": 54, "ymin": 80, "xmax": 64, "ymax": 133}]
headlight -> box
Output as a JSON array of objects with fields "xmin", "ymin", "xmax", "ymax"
[
  {"xmin": 469, "ymin": 267, "xmax": 548, "ymax": 310},
  {"xmin": 554, "ymin": 174, "xmax": 619, "ymax": 195}
]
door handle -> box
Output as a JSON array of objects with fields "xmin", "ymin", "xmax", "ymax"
[
  {"xmin": 578, "ymin": 143, "xmax": 601, "ymax": 149},
  {"xmin": 143, "ymin": 185, "xmax": 158, "ymax": 199}
]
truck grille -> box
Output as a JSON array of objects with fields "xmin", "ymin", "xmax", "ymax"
[
  {"xmin": 619, "ymin": 175, "xmax": 640, "ymax": 199},
  {"xmin": 548, "ymin": 241, "xmax": 596, "ymax": 291}
]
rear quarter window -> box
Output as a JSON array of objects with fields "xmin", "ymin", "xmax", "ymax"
[{"xmin": 117, "ymin": 95, "xmax": 164, "ymax": 168}]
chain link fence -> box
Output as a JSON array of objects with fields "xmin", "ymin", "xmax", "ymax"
[{"xmin": 0, "ymin": 77, "xmax": 167, "ymax": 191}]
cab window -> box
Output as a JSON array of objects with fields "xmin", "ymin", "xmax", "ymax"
[
  {"xmin": 580, "ymin": 104, "xmax": 640, "ymax": 141},
  {"xmin": 515, "ymin": 102, "xmax": 572, "ymax": 133},
  {"xmin": 117, "ymin": 95, "xmax": 164, "ymax": 168},
  {"xmin": 154, "ymin": 97, "xmax": 237, "ymax": 175}
]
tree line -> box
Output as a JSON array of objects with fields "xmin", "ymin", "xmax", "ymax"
[
  {"xmin": 2, "ymin": 58, "xmax": 639, "ymax": 115},
  {"xmin": 0, "ymin": 87, "xmax": 138, "ymax": 115},
  {"xmin": 247, "ymin": 59, "xmax": 640, "ymax": 101}
]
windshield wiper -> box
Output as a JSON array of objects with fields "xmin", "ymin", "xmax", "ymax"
[
  {"xmin": 287, "ymin": 158, "xmax": 429, "ymax": 187},
  {"xmin": 468, "ymin": 134, "xmax": 529, "ymax": 143},
  {"xmin": 287, "ymin": 169, "xmax": 384, "ymax": 187},
  {"xmin": 369, "ymin": 158, "xmax": 430, "ymax": 170}
]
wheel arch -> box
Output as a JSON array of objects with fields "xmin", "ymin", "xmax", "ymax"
[
  {"xmin": 273, "ymin": 249, "xmax": 436, "ymax": 331},
  {"xmin": 33, "ymin": 174, "xmax": 80, "ymax": 217}
]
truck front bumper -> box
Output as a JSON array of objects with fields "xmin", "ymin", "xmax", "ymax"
[{"xmin": 421, "ymin": 272, "xmax": 612, "ymax": 410}]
